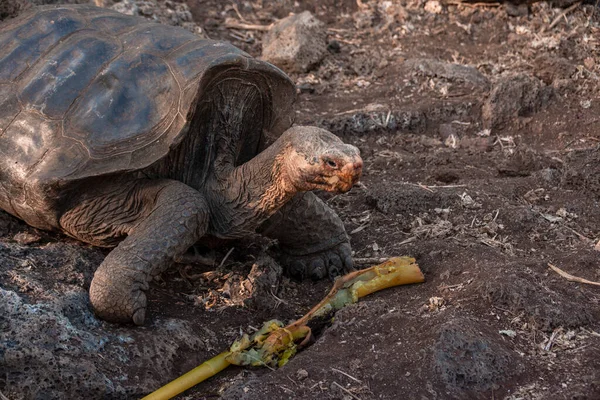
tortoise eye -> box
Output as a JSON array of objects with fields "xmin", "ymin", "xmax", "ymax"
[{"xmin": 326, "ymin": 159, "xmax": 337, "ymax": 168}]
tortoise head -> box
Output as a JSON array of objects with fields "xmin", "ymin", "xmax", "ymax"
[{"xmin": 282, "ymin": 126, "xmax": 362, "ymax": 193}]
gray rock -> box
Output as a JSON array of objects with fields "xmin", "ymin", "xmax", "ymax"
[
  {"xmin": 0, "ymin": 287, "xmax": 122, "ymax": 399},
  {"xmin": 404, "ymin": 58, "xmax": 490, "ymax": 89},
  {"xmin": 482, "ymin": 73, "xmax": 554, "ymax": 131},
  {"xmin": 505, "ymin": 3, "xmax": 528, "ymax": 17},
  {"xmin": 262, "ymin": 11, "xmax": 327, "ymax": 74},
  {"xmin": 0, "ymin": 228, "xmax": 210, "ymax": 399},
  {"xmin": 438, "ymin": 123, "xmax": 457, "ymax": 140},
  {"xmin": 0, "ymin": 0, "xmax": 31, "ymax": 21}
]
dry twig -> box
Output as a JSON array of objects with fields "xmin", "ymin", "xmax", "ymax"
[
  {"xmin": 230, "ymin": 3, "xmax": 248, "ymax": 23},
  {"xmin": 218, "ymin": 248, "xmax": 235, "ymax": 269},
  {"xmin": 544, "ymin": 327, "xmax": 562, "ymax": 351},
  {"xmin": 446, "ymin": 1, "xmax": 500, "ymax": 8},
  {"xmin": 548, "ymin": 263, "xmax": 600, "ymax": 287},
  {"xmin": 417, "ymin": 183, "xmax": 435, "ymax": 193},
  {"xmin": 404, "ymin": 182, "xmax": 466, "ymax": 192},
  {"xmin": 350, "ymin": 224, "xmax": 369, "ymax": 235},
  {"xmin": 331, "ymin": 367, "xmax": 363, "ymax": 384},
  {"xmin": 332, "ymin": 381, "xmax": 362, "ymax": 400},
  {"xmin": 398, "ymin": 237, "xmax": 417, "ymax": 246},
  {"xmin": 546, "ymin": 1, "xmax": 582, "ymax": 32},
  {"xmin": 224, "ymin": 19, "xmax": 273, "ymax": 31},
  {"xmin": 353, "ymin": 257, "xmax": 389, "ymax": 265}
]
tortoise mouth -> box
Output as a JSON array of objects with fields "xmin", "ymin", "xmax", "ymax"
[{"xmin": 309, "ymin": 167, "xmax": 362, "ymax": 193}]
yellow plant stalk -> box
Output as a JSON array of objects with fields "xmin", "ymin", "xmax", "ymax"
[
  {"xmin": 141, "ymin": 352, "xmax": 231, "ymax": 400},
  {"xmin": 142, "ymin": 256, "xmax": 424, "ymax": 400}
]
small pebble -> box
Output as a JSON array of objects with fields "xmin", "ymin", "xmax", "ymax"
[
  {"xmin": 327, "ymin": 40, "xmax": 341, "ymax": 54},
  {"xmin": 296, "ymin": 368, "xmax": 309, "ymax": 381}
]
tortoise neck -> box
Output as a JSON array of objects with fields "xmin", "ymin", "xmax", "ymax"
[
  {"xmin": 215, "ymin": 135, "xmax": 298, "ymax": 235},
  {"xmin": 237, "ymin": 136, "xmax": 297, "ymax": 211}
]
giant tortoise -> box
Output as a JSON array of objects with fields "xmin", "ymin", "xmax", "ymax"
[{"xmin": 0, "ymin": 5, "xmax": 362, "ymax": 325}]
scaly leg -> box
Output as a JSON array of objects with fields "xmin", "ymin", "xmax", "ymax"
[
  {"xmin": 60, "ymin": 179, "xmax": 209, "ymax": 325},
  {"xmin": 259, "ymin": 192, "xmax": 353, "ymax": 280}
]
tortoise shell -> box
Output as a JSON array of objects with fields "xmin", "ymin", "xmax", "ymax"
[{"xmin": 0, "ymin": 5, "xmax": 295, "ymax": 229}]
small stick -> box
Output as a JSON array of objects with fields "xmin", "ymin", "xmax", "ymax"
[
  {"xmin": 548, "ymin": 263, "xmax": 600, "ymax": 287},
  {"xmin": 224, "ymin": 20, "xmax": 273, "ymax": 31},
  {"xmin": 356, "ymin": 0, "xmax": 369, "ymax": 9},
  {"xmin": 562, "ymin": 226, "xmax": 593, "ymax": 242},
  {"xmin": 593, "ymin": 0, "xmax": 600, "ymax": 20},
  {"xmin": 285, "ymin": 374, "xmax": 298, "ymax": 387},
  {"xmin": 270, "ymin": 289, "xmax": 288, "ymax": 306},
  {"xmin": 332, "ymin": 381, "xmax": 362, "ymax": 400},
  {"xmin": 0, "ymin": 390, "xmax": 9, "ymax": 400},
  {"xmin": 331, "ymin": 367, "xmax": 363, "ymax": 384},
  {"xmin": 332, "ymin": 38, "xmax": 361, "ymax": 45},
  {"xmin": 327, "ymin": 27, "xmax": 351, "ymax": 33},
  {"xmin": 218, "ymin": 248, "xmax": 235, "ymax": 269},
  {"xmin": 353, "ymin": 257, "xmax": 388, "ymax": 265},
  {"xmin": 568, "ymin": 344, "xmax": 591, "ymax": 353},
  {"xmin": 446, "ymin": 1, "xmax": 500, "ymax": 8},
  {"xmin": 438, "ymin": 283, "xmax": 464, "ymax": 290},
  {"xmin": 350, "ymin": 224, "xmax": 369, "ymax": 235},
  {"xmin": 426, "ymin": 184, "xmax": 467, "ymax": 189},
  {"xmin": 277, "ymin": 385, "xmax": 295, "ymax": 395},
  {"xmin": 544, "ymin": 328, "xmax": 561, "ymax": 351},
  {"xmin": 585, "ymin": 328, "xmax": 600, "ymax": 338},
  {"xmin": 230, "ymin": 3, "xmax": 248, "ymax": 23},
  {"xmin": 546, "ymin": 1, "xmax": 582, "ymax": 31},
  {"xmin": 397, "ymin": 237, "xmax": 417, "ymax": 246},
  {"xmin": 417, "ymin": 183, "xmax": 435, "ymax": 193},
  {"xmin": 404, "ymin": 182, "xmax": 466, "ymax": 191}
]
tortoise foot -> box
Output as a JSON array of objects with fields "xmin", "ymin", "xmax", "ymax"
[
  {"xmin": 89, "ymin": 268, "xmax": 149, "ymax": 326},
  {"xmin": 282, "ymin": 241, "xmax": 354, "ymax": 281}
]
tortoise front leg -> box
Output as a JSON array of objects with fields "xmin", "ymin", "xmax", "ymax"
[
  {"xmin": 259, "ymin": 192, "xmax": 354, "ymax": 280},
  {"xmin": 61, "ymin": 180, "xmax": 209, "ymax": 325}
]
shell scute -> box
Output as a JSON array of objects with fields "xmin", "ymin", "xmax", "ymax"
[
  {"xmin": 65, "ymin": 52, "xmax": 177, "ymax": 159},
  {"xmin": 0, "ymin": 83, "xmax": 20, "ymax": 132},
  {"xmin": 121, "ymin": 24, "xmax": 196, "ymax": 56},
  {"xmin": 19, "ymin": 34, "xmax": 121, "ymax": 119},
  {"xmin": 0, "ymin": 9, "xmax": 86, "ymax": 83}
]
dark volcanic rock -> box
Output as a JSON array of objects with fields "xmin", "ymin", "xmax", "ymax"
[
  {"xmin": 433, "ymin": 318, "xmax": 520, "ymax": 392},
  {"xmin": 482, "ymin": 73, "xmax": 554, "ymax": 131}
]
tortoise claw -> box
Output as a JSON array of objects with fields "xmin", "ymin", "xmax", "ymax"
[
  {"xmin": 280, "ymin": 241, "xmax": 354, "ymax": 281},
  {"xmin": 132, "ymin": 307, "xmax": 146, "ymax": 326},
  {"xmin": 89, "ymin": 265, "xmax": 150, "ymax": 325}
]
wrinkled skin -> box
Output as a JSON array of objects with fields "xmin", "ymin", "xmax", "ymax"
[{"xmin": 58, "ymin": 127, "xmax": 362, "ymax": 325}]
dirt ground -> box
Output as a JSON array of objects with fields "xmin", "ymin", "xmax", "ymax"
[{"xmin": 1, "ymin": 0, "xmax": 600, "ymax": 399}]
